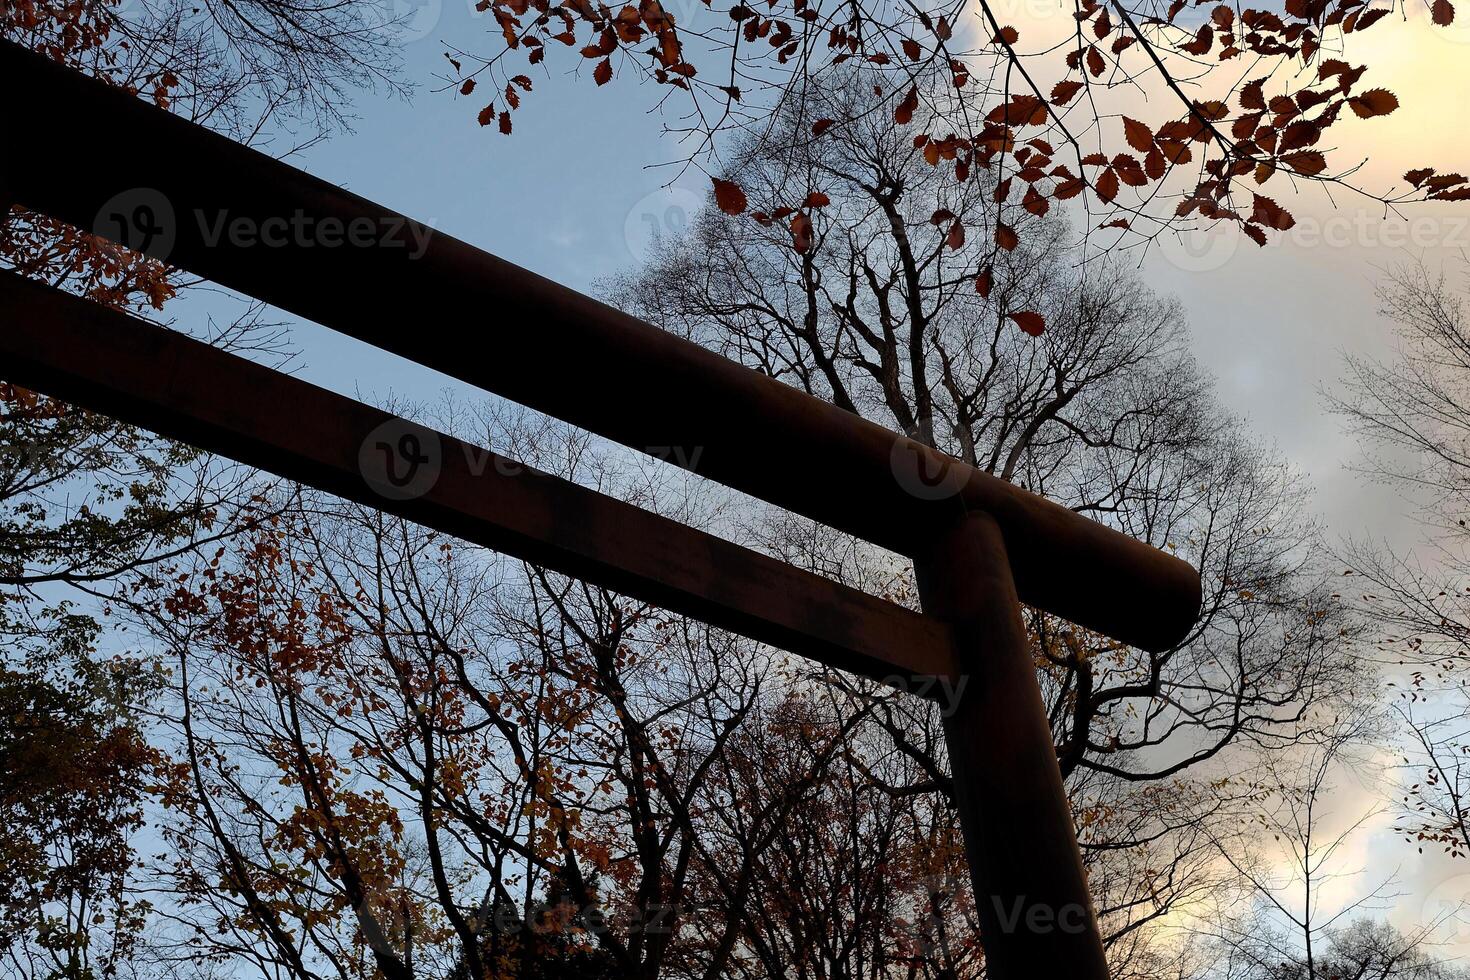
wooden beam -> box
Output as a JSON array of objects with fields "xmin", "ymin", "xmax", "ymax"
[
  {"xmin": 0, "ymin": 38, "xmax": 1201, "ymax": 653},
  {"xmin": 0, "ymin": 270, "xmax": 958, "ymax": 691}
]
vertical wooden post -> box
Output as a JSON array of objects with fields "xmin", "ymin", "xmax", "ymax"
[{"xmin": 915, "ymin": 511, "xmax": 1111, "ymax": 980}]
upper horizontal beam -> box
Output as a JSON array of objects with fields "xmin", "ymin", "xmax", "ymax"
[
  {"xmin": 0, "ymin": 271, "xmax": 958, "ymax": 690},
  {"xmin": 0, "ymin": 40, "xmax": 1201, "ymax": 652}
]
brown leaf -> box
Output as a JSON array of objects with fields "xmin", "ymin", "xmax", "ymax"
[
  {"xmin": 1348, "ymin": 88, "xmax": 1399, "ymax": 118},
  {"xmin": 1051, "ymin": 80, "xmax": 1085, "ymax": 105},
  {"xmin": 460, "ymin": 78, "xmax": 477, "ymax": 96},
  {"xmin": 1250, "ymin": 193, "xmax": 1295, "ymax": 230},
  {"xmin": 804, "ymin": 191, "xmax": 831, "ymax": 208},
  {"xmin": 1023, "ymin": 185, "xmax": 1050, "ymax": 216},
  {"xmin": 1008, "ymin": 310, "xmax": 1046, "ymax": 336},
  {"xmin": 895, "ymin": 86, "xmax": 919, "ymax": 125},
  {"xmin": 902, "ymin": 37, "xmax": 923, "ymax": 60},
  {"xmin": 976, "ymin": 267, "xmax": 993, "ymax": 298},
  {"xmin": 1123, "ymin": 116, "xmax": 1154, "ymax": 153},
  {"xmin": 993, "ymin": 25, "xmax": 1020, "ymax": 44},
  {"xmin": 946, "ymin": 220, "xmax": 965, "ymax": 249},
  {"xmin": 996, "ymin": 222, "xmax": 1019, "ymax": 250},
  {"xmin": 478, "ymin": 103, "xmax": 496, "ymax": 126},
  {"xmin": 1095, "ymin": 167, "xmax": 1120, "ymax": 202},
  {"xmin": 813, "ymin": 118, "xmax": 835, "ymax": 136},
  {"xmin": 712, "ymin": 178, "xmax": 748, "ymax": 215},
  {"xmin": 1283, "ymin": 150, "xmax": 1327, "ymax": 175},
  {"xmin": 1434, "ymin": 0, "xmax": 1456, "ymax": 25}
]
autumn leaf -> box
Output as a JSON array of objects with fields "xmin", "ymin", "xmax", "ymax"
[
  {"xmin": 1349, "ymin": 88, "xmax": 1399, "ymax": 118},
  {"xmin": 975, "ymin": 267, "xmax": 993, "ymax": 298},
  {"xmin": 1095, "ymin": 167, "xmax": 1120, "ymax": 203},
  {"xmin": 460, "ymin": 78, "xmax": 477, "ymax": 96},
  {"xmin": 478, "ymin": 103, "xmax": 496, "ymax": 126},
  {"xmin": 993, "ymin": 25, "xmax": 1019, "ymax": 44},
  {"xmin": 895, "ymin": 86, "xmax": 919, "ymax": 125},
  {"xmin": 1250, "ymin": 194, "xmax": 1295, "ymax": 230},
  {"xmin": 946, "ymin": 220, "xmax": 965, "ymax": 249},
  {"xmin": 1433, "ymin": 0, "xmax": 1455, "ymax": 24},
  {"xmin": 1123, "ymin": 116, "xmax": 1154, "ymax": 153},
  {"xmin": 499, "ymin": 111, "xmax": 512, "ymax": 134},
  {"xmin": 790, "ymin": 211, "xmax": 814, "ymax": 253},
  {"xmin": 1283, "ymin": 150, "xmax": 1327, "ymax": 176},
  {"xmin": 712, "ymin": 178, "xmax": 747, "ymax": 215},
  {"xmin": 804, "ymin": 191, "xmax": 831, "ymax": 208},
  {"xmin": 996, "ymin": 222, "xmax": 1019, "ymax": 250},
  {"xmin": 812, "ymin": 118, "xmax": 835, "ymax": 136},
  {"xmin": 1007, "ymin": 310, "xmax": 1046, "ymax": 336},
  {"xmin": 1051, "ymin": 80, "xmax": 1084, "ymax": 105},
  {"xmin": 594, "ymin": 58, "xmax": 613, "ymax": 85},
  {"xmin": 902, "ymin": 38, "xmax": 922, "ymax": 60}
]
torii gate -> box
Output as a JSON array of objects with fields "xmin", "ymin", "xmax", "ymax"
[{"xmin": 0, "ymin": 39, "xmax": 1200, "ymax": 980}]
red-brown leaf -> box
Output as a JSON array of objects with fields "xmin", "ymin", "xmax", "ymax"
[
  {"xmin": 1123, "ymin": 116, "xmax": 1154, "ymax": 153},
  {"xmin": 1008, "ymin": 310, "xmax": 1046, "ymax": 336},
  {"xmin": 895, "ymin": 86, "xmax": 919, "ymax": 125},
  {"xmin": 1348, "ymin": 88, "xmax": 1399, "ymax": 118},
  {"xmin": 712, "ymin": 178, "xmax": 748, "ymax": 215}
]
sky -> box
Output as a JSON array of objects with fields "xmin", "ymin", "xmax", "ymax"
[{"xmin": 156, "ymin": 0, "xmax": 1470, "ymax": 956}]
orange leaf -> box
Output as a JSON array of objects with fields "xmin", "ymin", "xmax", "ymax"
[{"xmin": 791, "ymin": 212, "xmax": 814, "ymax": 253}]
